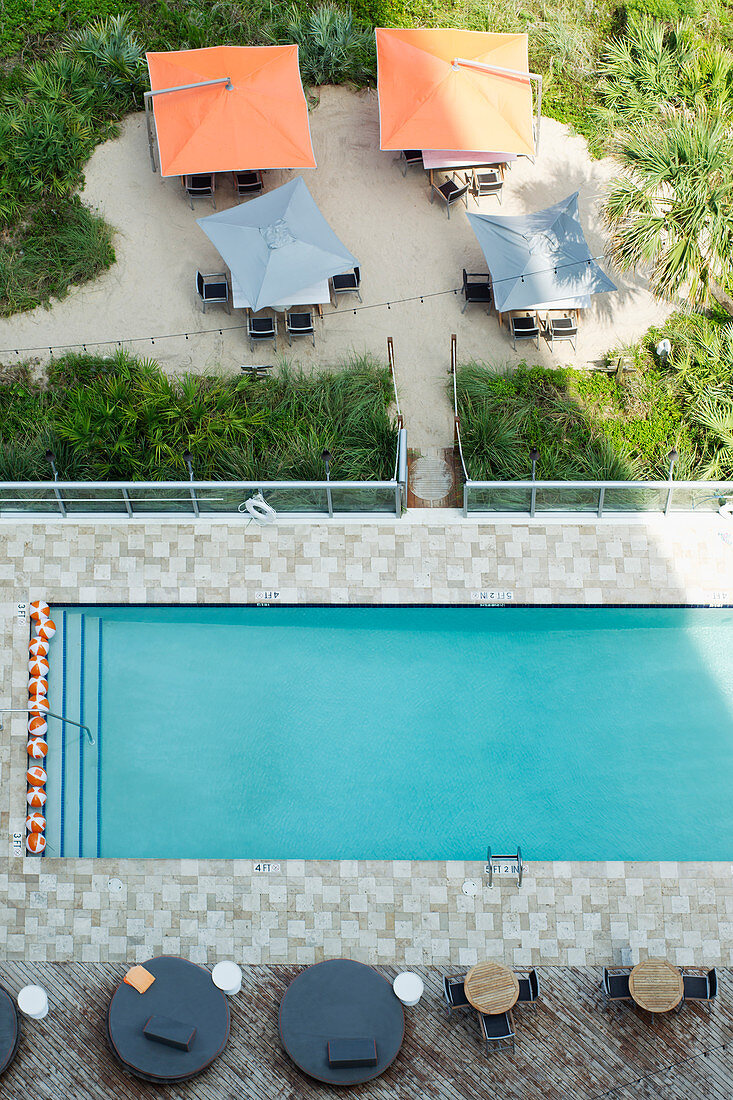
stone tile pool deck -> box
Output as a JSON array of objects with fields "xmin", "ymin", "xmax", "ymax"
[{"xmin": 1, "ymin": 514, "xmax": 731, "ymax": 965}]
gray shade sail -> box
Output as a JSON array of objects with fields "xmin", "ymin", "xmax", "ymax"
[
  {"xmin": 197, "ymin": 177, "xmax": 358, "ymax": 312},
  {"xmin": 466, "ymin": 192, "xmax": 616, "ymax": 313}
]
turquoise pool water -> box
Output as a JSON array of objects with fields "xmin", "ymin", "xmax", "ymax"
[{"xmin": 46, "ymin": 606, "xmax": 733, "ymax": 860}]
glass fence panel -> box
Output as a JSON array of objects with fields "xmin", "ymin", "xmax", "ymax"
[
  {"xmin": 466, "ymin": 486, "xmax": 532, "ymax": 512},
  {"xmin": 668, "ymin": 485, "xmax": 733, "ymax": 512},
  {"xmin": 601, "ymin": 486, "xmax": 668, "ymax": 512},
  {"xmin": 0, "ymin": 488, "xmax": 63, "ymax": 513},
  {"xmin": 60, "ymin": 487, "xmax": 129, "ymax": 514},
  {"xmin": 535, "ymin": 486, "xmax": 600, "ymax": 513},
  {"xmin": 329, "ymin": 486, "xmax": 398, "ymax": 514},
  {"xmin": 264, "ymin": 487, "xmax": 330, "ymax": 514},
  {"xmin": 126, "ymin": 486, "xmax": 198, "ymax": 514},
  {"xmin": 194, "ymin": 486, "xmax": 249, "ymax": 514}
]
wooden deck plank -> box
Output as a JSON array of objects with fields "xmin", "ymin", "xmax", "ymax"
[{"xmin": 0, "ymin": 964, "xmax": 729, "ymax": 1100}]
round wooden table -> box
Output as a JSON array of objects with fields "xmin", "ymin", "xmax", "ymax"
[
  {"xmin": 464, "ymin": 962, "xmax": 519, "ymax": 1014},
  {"xmin": 629, "ymin": 958, "xmax": 683, "ymax": 1013}
]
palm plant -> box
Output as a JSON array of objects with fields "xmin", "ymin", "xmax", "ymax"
[
  {"xmin": 605, "ymin": 111, "xmax": 733, "ymax": 314},
  {"xmin": 262, "ymin": 3, "xmax": 376, "ymax": 86},
  {"xmin": 597, "ymin": 19, "xmax": 692, "ymax": 127},
  {"xmin": 693, "ymin": 392, "xmax": 733, "ymax": 477}
]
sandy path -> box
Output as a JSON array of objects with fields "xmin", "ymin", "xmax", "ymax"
[{"xmin": 0, "ymin": 86, "xmax": 671, "ymax": 453}]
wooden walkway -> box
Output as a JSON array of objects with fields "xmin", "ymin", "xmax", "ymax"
[{"xmin": 0, "ymin": 964, "xmax": 731, "ymax": 1099}]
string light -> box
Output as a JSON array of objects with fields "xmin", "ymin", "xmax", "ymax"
[{"xmin": 0, "ymin": 253, "xmax": 610, "ymax": 357}]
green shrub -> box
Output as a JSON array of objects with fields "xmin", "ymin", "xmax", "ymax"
[
  {"xmin": 453, "ymin": 340, "xmax": 733, "ymax": 482},
  {"xmin": 623, "ymin": 0, "xmax": 700, "ymax": 26},
  {"xmin": 0, "ymin": 351, "xmax": 398, "ymax": 481}
]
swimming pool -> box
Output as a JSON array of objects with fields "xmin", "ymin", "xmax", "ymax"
[{"xmin": 44, "ymin": 605, "xmax": 733, "ymax": 861}]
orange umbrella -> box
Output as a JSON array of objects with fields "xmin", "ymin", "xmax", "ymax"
[
  {"xmin": 146, "ymin": 46, "xmax": 316, "ymax": 176},
  {"xmin": 376, "ymin": 28, "xmax": 538, "ymax": 157}
]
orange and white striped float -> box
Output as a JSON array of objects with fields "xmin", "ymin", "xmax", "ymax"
[
  {"xmin": 26, "ymin": 766, "xmax": 47, "ymax": 785},
  {"xmin": 26, "ymin": 833, "xmax": 46, "ymax": 854},
  {"xmin": 26, "ymin": 788, "xmax": 47, "ymax": 808},
  {"xmin": 25, "ymin": 813, "xmax": 46, "ymax": 834},
  {"xmin": 28, "ymin": 716, "xmax": 47, "ymax": 737},
  {"xmin": 28, "ymin": 696, "xmax": 49, "ymax": 715},
  {"xmin": 28, "ymin": 677, "xmax": 49, "ymax": 697},
  {"xmin": 26, "ymin": 738, "xmax": 48, "ymax": 759},
  {"xmin": 36, "ymin": 619, "xmax": 56, "ymax": 642},
  {"xmin": 29, "ymin": 637, "xmax": 49, "ymax": 658},
  {"xmin": 29, "ymin": 600, "xmax": 50, "ymax": 624},
  {"xmin": 28, "ymin": 657, "xmax": 49, "ymax": 677}
]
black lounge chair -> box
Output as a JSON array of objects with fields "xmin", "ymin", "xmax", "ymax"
[
  {"xmin": 331, "ymin": 267, "xmax": 361, "ymax": 302},
  {"xmin": 602, "ymin": 967, "xmax": 632, "ymax": 1002},
  {"xmin": 195, "ymin": 271, "xmax": 229, "ymax": 314},
  {"xmin": 430, "ymin": 173, "xmax": 470, "ymax": 219},
  {"xmin": 232, "ymin": 170, "xmax": 263, "ymax": 196},
  {"xmin": 472, "ymin": 168, "xmax": 503, "ymax": 205},
  {"xmin": 248, "ymin": 314, "xmax": 277, "ymax": 352},
  {"xmin": 462, "ymin": 269, "xmax": 492, "ymax": 314},
  {"xmin": 515, "ymin": 968, "xmax": 540, "ymax": 1005},
  {"xmin": 285, "ymin": 310, "xmax": 315, "ymax": 347},
  {"xmin": 478, "ymin": 1010, "xmax": 515, "ymax": 1056},
  {"xmin": 442, "ymin": 974, "xmax": 471, "ymax": 1016},
  {"xmin": 542, "ymin": 314, "xmax": 578, "ymax": 351},
  {"xmin": 682, "ymin": 967, "xmax": 717, "ymax": 1012},
  {"xmin": 510, "ymin": 313, "xmax": 540, "ymax": 350},
  {"xmin": 183, "ymin": 173, "xmax": 216, "ymax": 209},
  {"xmin": 397, "ymin": 149, "xmax": 423, "ymax": 176}
]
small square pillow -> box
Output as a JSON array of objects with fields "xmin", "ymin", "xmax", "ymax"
[{"xmin": 124, "ymin": 965, "xmax": 155, "ymax": 994}]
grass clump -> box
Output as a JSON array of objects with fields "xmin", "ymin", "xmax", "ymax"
[
  {"xmin": 0, "ymin": 350, "xmax": 398, "ymax": 482},
  {"xmin": 0, "ymin": 198, "xmax": 115, "ymax": 317},
  {"xmin": 0, "ymin": 14, "xmax": 145, "ymax": 315}
]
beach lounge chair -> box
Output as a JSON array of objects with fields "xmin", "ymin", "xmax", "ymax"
[
  {"xmin": 248, "ymin": 314, "xmax": 277, "ymax": 352},
  {"xmin": 682, "ymin": 968, "xmax": 717, "ymax": 1013},
  {"xmin": 331, "ymin": 267, "xmax": 361, "ymax": 303},
  {"xmin": 472, "ymin": 169, "xmax": 503, "ymax": 205},
  {"xmin": 542, "ymin": 314, "xmax": 578, "ymax": 351},
  {"xmin": 285, "ymin": 310, "xmax": 315, "ymax": 347},
  {"xmin": 195, "ymin": 272, "xmax": 229, "ymax": 314},
  {"xmin": 510, "ymin": 314, "xmax": 540, "ymax": 350},
  {"xmin": 397, "ymin": 150, "xmax": 423, "ymax": 176},
  {"xmin": 478, "ymin": 1010, "xmax": 515, "ymax": 1056},
  {"xmin": 462, "ymin": 270, "xmax": 492, "ymax": 313},
  {"xmin": 183, "ymin": 174, "xmax": 216, "ymax": 209},
  {"xmin": 515, "ymin": 968, "xmax": 540, "ymax": 1005},
  {"xmin": 602, "ymin": 967, "xmax": 632, "ymax": 1002},
  {"xmin": 442, "ymin": 974, "xmax": 471, "ymax": 1016},
  {"xmin": 233, "ymin": 171, "xmax": 263, "ymax": 196},
  {"xmin": 430, "ymin": 173, "xmax": 470, "ymax": 219}
]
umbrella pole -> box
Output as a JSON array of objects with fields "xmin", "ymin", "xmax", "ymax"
[
  {"xmin": 143, "ymin": 78, "xmax": 233, "ymax": 175},
  {"xmin": 144, "ymin": 94, "xmax": 158, "ymax": 173}
]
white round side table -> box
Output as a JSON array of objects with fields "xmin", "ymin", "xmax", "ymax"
[
  {"xmin": 212, "ymin": 961, "xmax": 242, "ymax": 996},
  {"xmin": 393, "ymin": 972, "xmax": 424, "ymax": 1007},
  {"xmin": 17, "ymin": 985, "xmax": 49, "ymax": 1020}
]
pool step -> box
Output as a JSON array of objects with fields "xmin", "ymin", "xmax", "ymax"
[{"xmin": 44, "ymin": 610, "xmax": 102, "ymax": 857}]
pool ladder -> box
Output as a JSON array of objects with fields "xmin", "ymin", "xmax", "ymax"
[{"xmin": 485, "ymin": 846, "xmax": 523, "ymax": 888}]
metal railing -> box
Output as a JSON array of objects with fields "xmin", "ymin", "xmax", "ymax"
[
  {"xmin": 462, "ymin": 480, "xmax": 733, "ymax": 517},
  {"xmin": 0, "ymin": 339, "xmax": 407, "ymax": 521},
  {"xmin": 0, "ymin": 470, "xmax": 406, "ymax": 520}
]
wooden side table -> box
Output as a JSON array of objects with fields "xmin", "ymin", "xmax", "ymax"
[
  {"xmin": 629, "ymin": 959, "xmax": 683, "ymax": 1013},
  {"xmin": 464, "ymin": 962, "xmax": 519, "ymax": 1014}
]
